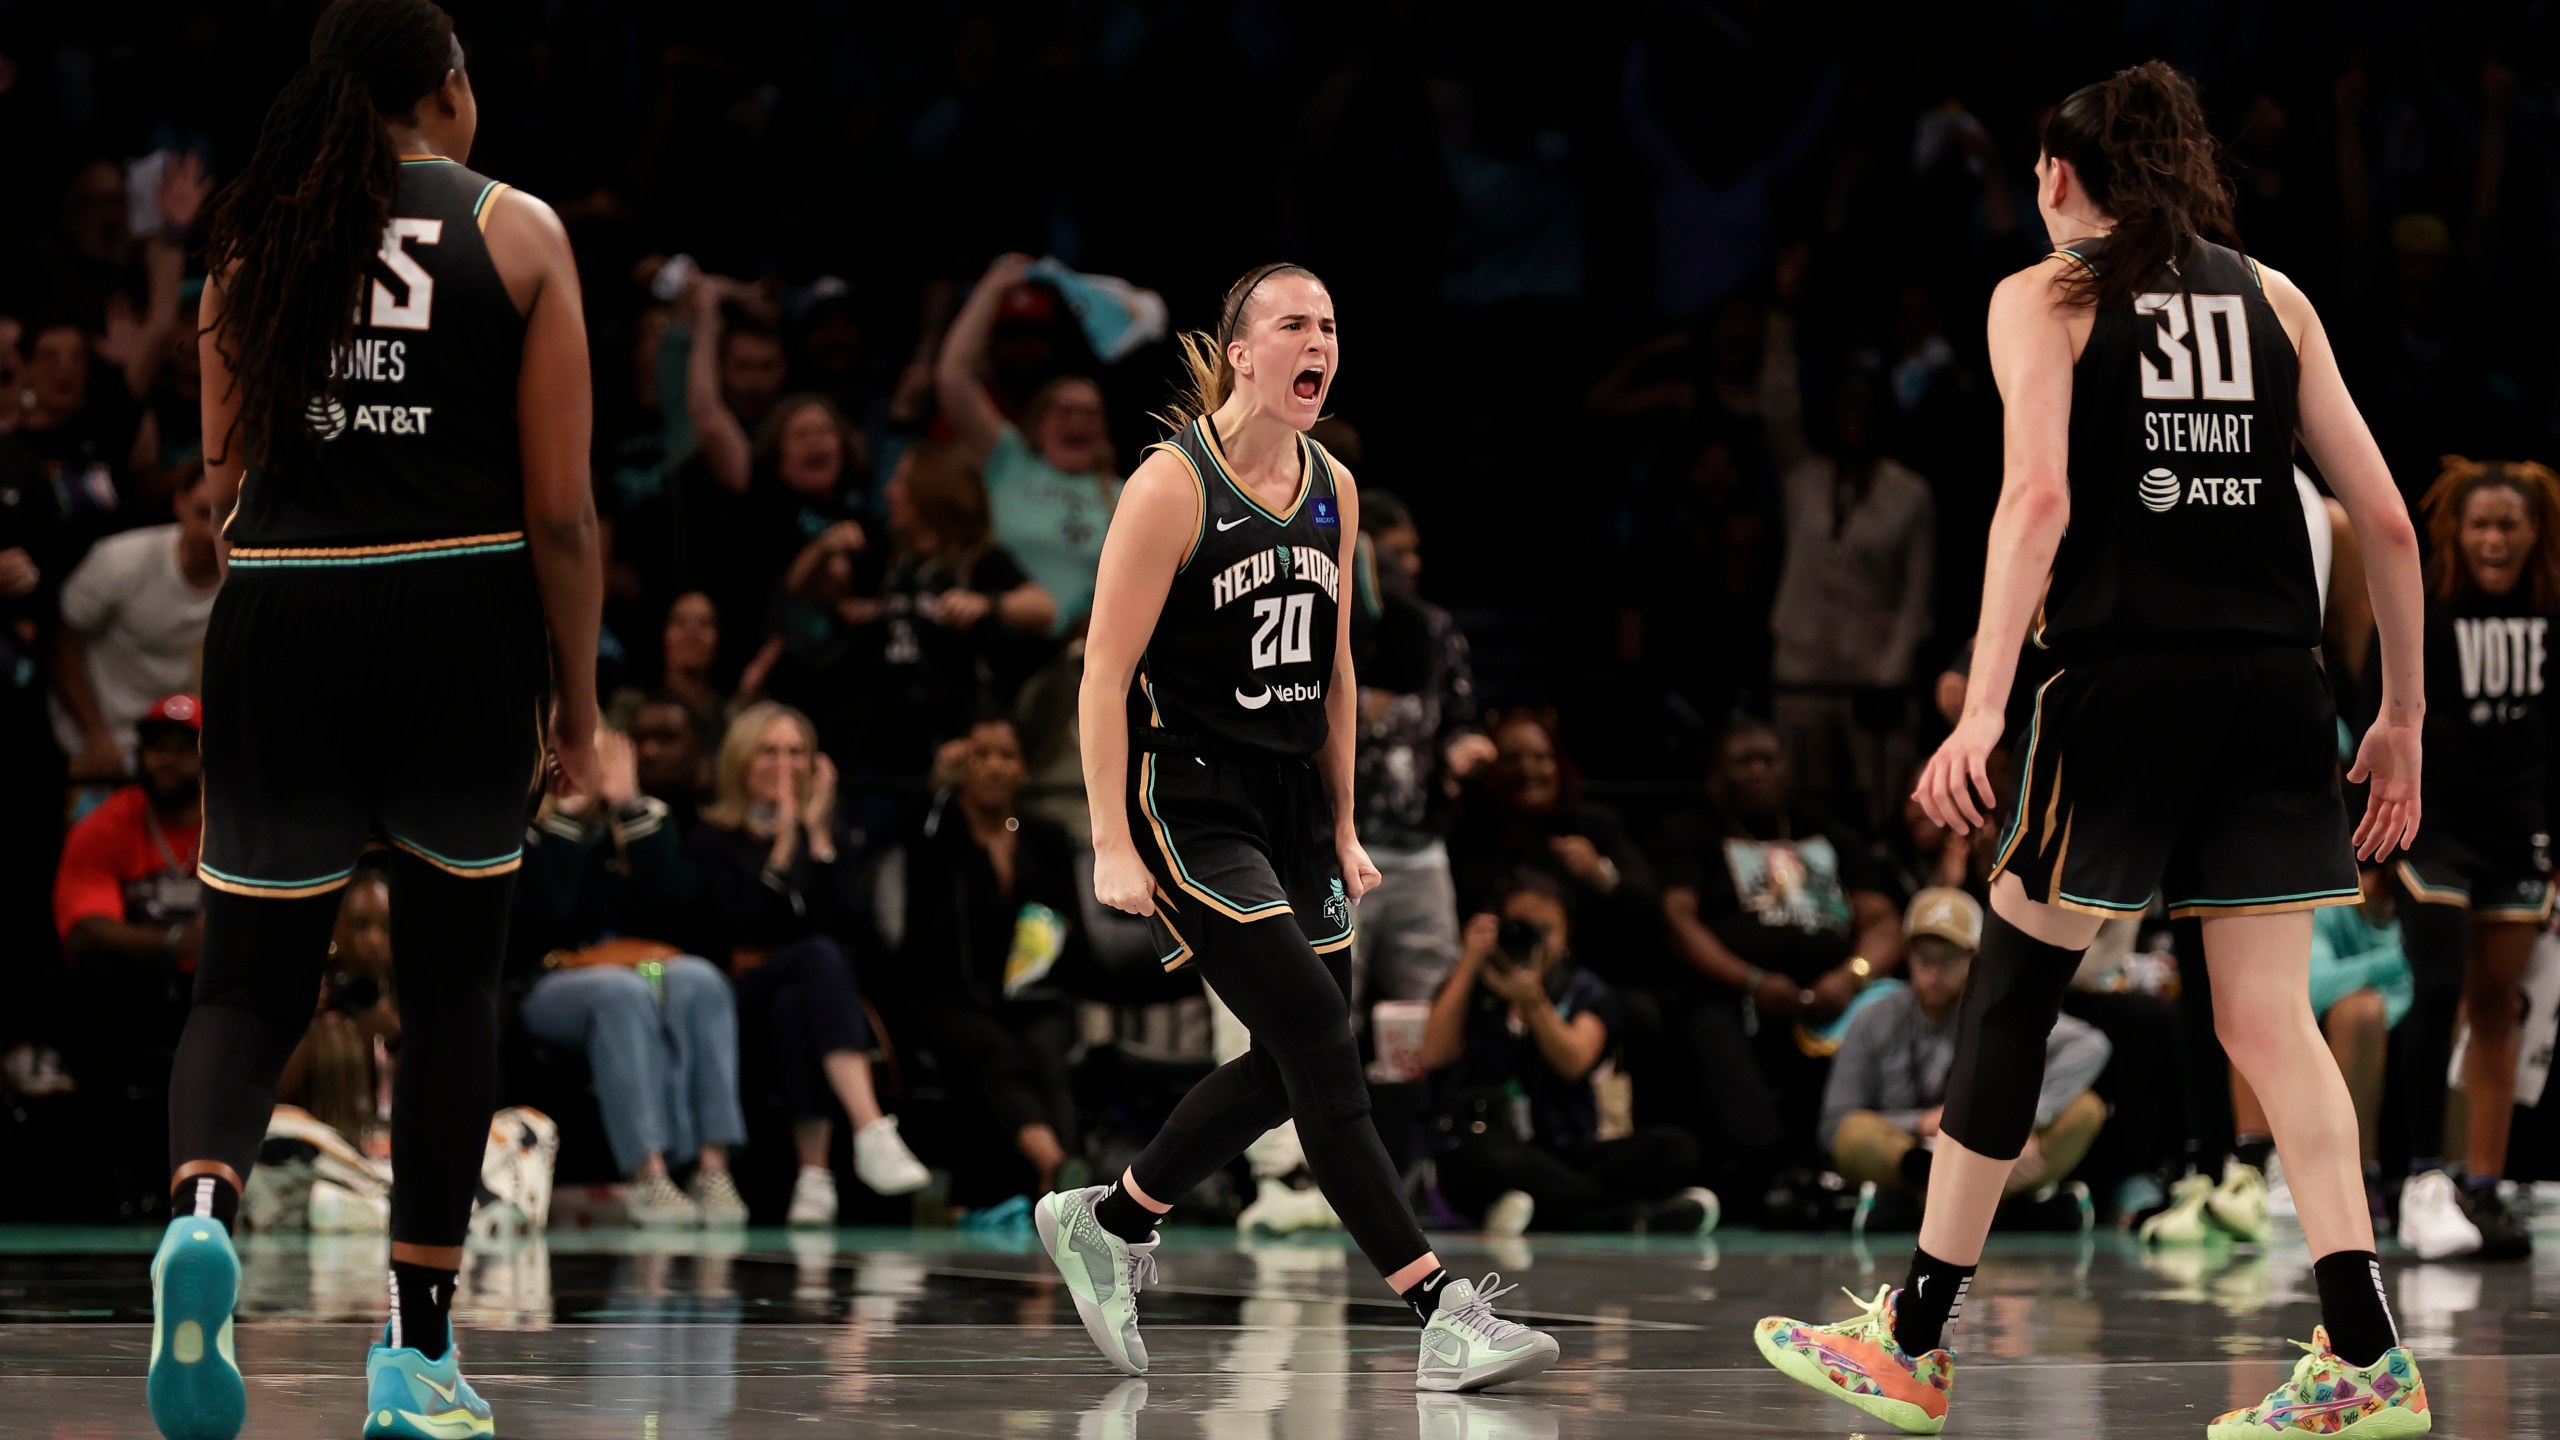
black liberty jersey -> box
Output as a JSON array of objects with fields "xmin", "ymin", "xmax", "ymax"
[
  {"xmin": 1130, "ymin": 419, "xmax": 1346, "ymax": 759},
  {"xmin": 225, "ymin": 157, "xmax": 526, "ymax": 555},
  {"xmin": 2038, "ymin": 237, "xmax": 2313, "ymax": 659}
]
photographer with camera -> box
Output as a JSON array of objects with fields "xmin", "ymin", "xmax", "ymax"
[{"xmin": 1422, "ymin": 872, "xmax": 1717, "ymax": 1234}]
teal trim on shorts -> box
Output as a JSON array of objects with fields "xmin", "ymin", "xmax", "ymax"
[
  {"xmin": 2167, "ymin": 888, "xmax": 2360, "ymax": 911},
  {"xmin": 1141, "ymin": 754, "xmax": 1290, "ymax": 920},
  {"xmin": 389, "ymin": 836, "xmax": 524, "ymax": 871},
  {"xmin": 226, "ymin": 539, "xmax": 527, "ymax": 569},
  {"xmin": 2058, "ymin": 890, "xmax": 2154, "ymax": 913},
  {"xmin": 200, "ymin": 861, "xmax": 357, "ymax": 891}
]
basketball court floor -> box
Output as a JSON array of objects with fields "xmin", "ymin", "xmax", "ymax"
[{"xmin": 4, "ymin": 1220, "xmax": 2554, "ymax": 1437}]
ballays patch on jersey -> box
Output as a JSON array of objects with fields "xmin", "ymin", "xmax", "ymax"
[{"xmin": 1135, "ymin": 419, "xmax": 1346, "ymax": 759}]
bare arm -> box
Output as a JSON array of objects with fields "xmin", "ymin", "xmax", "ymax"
[
  {"xmin": 198, "ymin": 274, "xmax": 248, "ymax": 500},
  {"xmin": 490, "ymin": 191, "xmax": 604, "ymax": 794},
  {"xmin": 934, "ymin": 254, "xmax": 1030, "ymax": 458},
  {"xmin": 1080, "ymin": 450, "xmax": 1202, "ymax": 915},
  {"xmin": 683, "ymin": 284, "xmax": 753, "ymax": 494},
  {"xmin": 1519, "ymin": 991, "xmax": 1609, "ymax": 1083},
  {"xmin": 1317, "ymin": 462, "xmax": 1373, "ymax": 893},
  {"xmin": 995, "ymin": 580, "xmax": 1056, "ymax": 633},
  {"xmin": 1917, "ymin": 260, "xmax": 2077, "ymax": 832},
  {"xmin": 2264, "ymin": 263, "xmax": 2425, "ymax": 853},
  {"xmin": 1422, "ymin": 914, "xmax": 1494, "ymax": 1071}
]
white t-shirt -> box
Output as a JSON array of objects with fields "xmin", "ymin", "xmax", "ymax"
[{"xmin": 49, "ymin": 525, "xmax": 220, "ymax": 762}]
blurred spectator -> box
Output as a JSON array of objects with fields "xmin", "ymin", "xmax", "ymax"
[
  {"xmin": 688, "ymin": 702, "xmax": 929, "ymax": 1223},
  {"xmin": 0, "ymin": 397, "xmax": 67, "ymax": 1038},
  {"xmin": 1769, "ymin": 368, "xmax": 1935, "ymax": 828},
  {"xmin": 772, "ymin": 441, "xmax": 1051, "ymax": 797},
  {"xmin": 680, "ymin": 279, "xmax": 790, "ymax": 496},
  {"xmin": 1653, "ymin": 717, "xmax": 1902, "ymax": 1199},
  {"xmin": 894, "ymin": 719, "xmax": 1087, "ymax": 1194},
  {"xmin": 937, "ymin": 254, "xmax": 1118, "ymax": 635},
  {"xmin": 1823, "ymin": 889, "xmax": 2108, "ymax": 1218},
  {"xmin": 53, "ymin": 694, "xmax": 203, "ymax": 1216},
  {"xmin": 1874, "ymin": 765, "xmax": 1992, "ymax": 907},
  {"xmin": 514, "ymin": 730, "xmax": 747, "ymax": 1228},
  {"xmin": 49, "ymin": 465, "xmax": 223, "ymax": 777},
  {"xmin": 1449, "ymin": 713, "xmax": 1660, "ymax": 990},
  {"xmin": 628, "ymin": 694, "xmax": 714, "ymax": 829},
  {"xmin": 276, "ymin": 864, "xmax": 399, "ymax": 1150},
  {"xmin": 1425, "ymin": 875, "xmax": 1711, "ymax": 1234},
  {"xmin": 13, "ymin": 318, "xmax": 146, "ymax": 547},
  {"xmin": 1351, "ymin": 493, "xmax": 1489, "ymax": 1013},
  {"xmin": 607, "ymin": 590, "xmax": 733, "ymax": 748}
]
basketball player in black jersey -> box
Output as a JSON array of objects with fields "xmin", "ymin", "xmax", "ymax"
[
  {"xmin": 2386, "ymin": 458, "xmax": 2560, "ymax": 1262},
  {"xmin": 1754, "ymin": 64, "xmax": 2433, "ymax": 1438},
  {"xmin": 1031, "ymin": 264, "xmax": 1556, "ymax": 1392},
  {"xmin": 147, "ymin": 4, "xmax": 599, "ymax": 1438}
]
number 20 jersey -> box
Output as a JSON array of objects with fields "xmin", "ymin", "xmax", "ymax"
[
  {"xmin": 1130, "ymin": 418, "xmax": 1345, "ymax": 760},
  {"xmin": 2038, "ymin": 236, "xmax": 2315, "ymax": 660}
]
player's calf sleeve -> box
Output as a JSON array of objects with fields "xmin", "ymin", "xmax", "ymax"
[{"xmin": 1939, "ymin": 911, "xmax": 2087, "ymax": 1161}]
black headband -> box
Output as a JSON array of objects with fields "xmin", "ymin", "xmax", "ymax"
[{"xmin": 1220, "ymin": 263, "xmax": 1298, "ymax": 345}]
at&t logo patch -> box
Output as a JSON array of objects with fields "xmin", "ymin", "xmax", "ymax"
[{"xmin": 2139, "ymin": 467, "xmax": 2181, "ymax": 512}]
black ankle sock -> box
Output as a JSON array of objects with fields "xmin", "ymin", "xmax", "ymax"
[
  {"xmin": 2312, "ymin": 1250, "xmax": 2398, "ymax": 1367},
  {"xmin": 389, "ymin": 1261, "xmax": 458, "ymax": 1360},
  {"xmin": 2233, "ymin": 1135, "xmax": 2274, "ymax": 1174},
  {"xmin": 1898, "ymin": 1146, "xmax": 1934, "ymax": 1191},
  {"xmin": 170, "ymin": 1174, "xmax": 239, "ymax": 1230},
  {"xmin": 1399, "ymin": 1266, "xmax": 1454, "ymax": 1324},
  {"xmin": 1893, "ymin": 1247, "xmax": 1975, "ymax": 1354},
  {"xmin": 1092, "ymin": 1181, "xmax": 1163, "ymax": 1244},
  {"xmin": 2462, "ymin": 1172, "xmax": 2501, "ymax": 1196}
]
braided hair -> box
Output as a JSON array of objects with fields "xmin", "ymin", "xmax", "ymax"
[
  {"xmin": 204, "ymin": 0, "xmax": 458, "ymax": 475},
  {"xmin": 2039, "ymin": 60, "xmax": 2237, "ymax": 308}
]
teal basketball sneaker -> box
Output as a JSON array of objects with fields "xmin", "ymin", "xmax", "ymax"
[
  {"xmin": 148, "ymin": 1214, "xmax": 246, "ymax": 1440},
  {"xmin": 363, "ymin": 1330, "xmax": 495, "ymax": 1439}
]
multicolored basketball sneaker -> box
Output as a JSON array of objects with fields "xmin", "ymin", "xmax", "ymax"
[
  {"xmin": 2206, "ymin": 1328, "xmax": 2429, "ymax": 1439},
  {"xmin": 1753, "ymin": 1285, "xmax": 1953, "ymax": 1435},
  {"xmin": 147, "ymin": 1214, "xmax": 246, "ymax": 1440},
  {"xmin": 362, "ymin": 1329, "xmax": 495, "ymax": 1439}
]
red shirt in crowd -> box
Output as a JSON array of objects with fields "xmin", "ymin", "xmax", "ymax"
[{"xmin": 54, "ymin": 784, "xmax": 203, "ymax": 961}]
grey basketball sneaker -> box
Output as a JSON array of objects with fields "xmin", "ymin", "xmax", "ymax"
[
  {"xmin": 1036, "ymin": 1186, "xmax": 1161, "ymax": 1376},
  {"xmin": 1415, "ymin": 1274, "xmax": 1560, "ymax": 1392}
]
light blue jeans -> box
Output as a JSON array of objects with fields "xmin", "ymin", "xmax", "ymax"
[{"xmin": 519, "ymin": 956, "xmax": 748, "ymax": 1175}]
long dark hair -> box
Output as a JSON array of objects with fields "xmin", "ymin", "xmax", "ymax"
[
  {"xmin": 2419, "ymin": 456, "xmax": 2560, "ymax": 610},
  {"xmin": 205, "ymin": 0, "xmax": 458, "ymax": 474},
  {"xmin": 2040, "ymin": 60, "xmax": 2235, "ymax": 308}
]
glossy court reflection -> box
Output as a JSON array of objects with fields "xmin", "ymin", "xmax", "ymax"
[{"xmin": 2, "ymin": 1223, "xmax": 2556, "ymax": 1436}]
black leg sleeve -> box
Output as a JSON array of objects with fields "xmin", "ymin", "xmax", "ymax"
[
  {"xmin": 168, "ymin": 887, "xmax": 342, "ymax": 1184},
  {"xmin": 384, "ymin": 852, "xmax": 515, "ymax": 1249}
]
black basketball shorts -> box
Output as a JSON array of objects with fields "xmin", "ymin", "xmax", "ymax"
[
  {"xmin": 1126, "ymin": 739, "xmax": 1354, "ymax": 971},
  {"xmin": 1989, "ymin": 645, "xmax": 2359, "ymax": 921},
  {"xmin": 199, "ymin": 546, "xmax": 549, "ymax": 900},
  {"xmin": 2394, "ymin": 826, "xmax": 2554, "ymax": 923}
]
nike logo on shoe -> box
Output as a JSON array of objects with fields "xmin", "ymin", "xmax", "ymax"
[
  {"xmin": 420, "ymin": 1374, "xmax": 461, "ymax": 1406},
  {"xmin": 1424, "ymin": 1333, "xmax": 1465, "ymax": 1365}
]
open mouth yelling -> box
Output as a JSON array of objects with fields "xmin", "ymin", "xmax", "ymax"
[{"xmin": 1292, "ymin": 368, "xmax": 1324, "ymax": 403}]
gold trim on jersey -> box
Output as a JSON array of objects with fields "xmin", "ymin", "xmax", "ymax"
[
  {"xmin": 473, "ymin": 181, "xmax": 513, "ymax": 232},
  {"xmin": 2392, "ymin": 860, "xmax": 2470, "ymax": 908},
  {"xmin": 2165, "ymin": 892, "xmax": 2360, "ymax": 921},
  {"xmin": 226, "ymin": 531, "xmax": 528, "ymax": 566},
  {"xmin": 1143, "ymin": 441, "xmax": 1208, "ymax": 570},
  {"xmin": 1197, "ymin": 418, "xmax": 1311, "ymax": 526}
]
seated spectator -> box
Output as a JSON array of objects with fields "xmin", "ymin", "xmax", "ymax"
[
  {"xmin": 277, "ymin": 862, "xmax": 400, "ymax": 1150},
  {"xmin": 514, "ymin": 730, "xmax": 748, "ymax": 1228},
  {"xmin": 53, "ymin": 694, "xmax": 203, "ymax": 1216},
  {"xmin": 1823, "ymin": 889, "xmax": 2109, "ymax": 1224},
  {"xmin": 48, "ymin": 464, "xmax": 222, "ymax": 777},
  {"xmin": 688, "ymin": 702, "xmax": 929, "ymax": 1222},
  {"xmin": 1424, "ymin": 874, "xmax": 1712, "ymax": 1233},
  {"xmin": 1653, "ymin": 717, "xmax": 1904, "ymax": 1205},
  {"xmin": 609, "ymin": 590, "xmax": 734, "ymax": 747},
  {"xmin": 2226, "ymin": 866, "xmax": 2411, "ymax": 1221},
  {"xmin": 894, "ymin": 718, "xmax": 1087, "ymax": 1195},
  {"xmin": 13, "ymin": 316, "xmax": 149, "ymax": 549},
  {"xmin": 628, "ymin": 693, "xmax": 713, "ymax": 829},
  {"xmin": 1448, "ymin": 712, "xmax": 1660, "ymax": 989},
  {"xmin": 774, "ymin": 441, "xmax": 1053, "ymax": 806},
  {"xmin": 936, "ymin": 254, "xmax": 1118, "ymax": 635}
]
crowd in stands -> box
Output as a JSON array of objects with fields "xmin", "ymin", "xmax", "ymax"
[{"xmin": 2, "ymin": 5, "xmax": 2556, "ymax": 1251}]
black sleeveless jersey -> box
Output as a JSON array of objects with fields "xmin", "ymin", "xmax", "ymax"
[
  {"xmin": 2417, "ymin": 590, "xmax": 2556, "ymax": 842},
  {"xmin": 1129, "ymin": 419, "xmax": 1346, "ymax": 760},
  {"xmin": 226, "ymin": 156, "xmax": 527, "ymax": 552},
  {"xmin": 2037, "ymin": 236, "xmax": 2315, "ymax": 659}
]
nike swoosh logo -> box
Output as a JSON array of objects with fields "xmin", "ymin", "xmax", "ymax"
[
  {"xmin": 420, "ymin": 1374, "xmax": 461, "ymax": 1406},
  {"xmin": 1234, "ymin": 687, "xmax": 1273, "ymax": 710},
  {"xmin": 1915, "ymin": 1277, "xmax": 1928, "ymax": 1298},
  {"xmin": 1216, "ymin": 516, "xmax": 1251, "ymax": 531},
  {"xmin": 1424, "ymin": 1333, "xmax": 1464, "ymax": 1364}
]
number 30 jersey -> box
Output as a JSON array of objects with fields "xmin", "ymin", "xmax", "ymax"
[
  {"xmin": 2039, "ymin": 236, "xmax": 2315, "ymax": 660},
  {"xmin": 225, "ymin": 156, "xmax": 527, "ymax": 553},
  {"xmin": 1130, "ymin": 417, "xmax": 1345, "ymax": 760}
]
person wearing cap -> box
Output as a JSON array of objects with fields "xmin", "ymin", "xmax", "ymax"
[
  {"xmin": 1820, "ymin": 887, "xmax": 2111, "ymax": 1216},
  {"xmin": 48, "ymin": 464, "xmax": 223, "ymax": 778},
  {"xmin": 52, "ymin": 693, "xmax": 205, "ymax": 1216},
  {"xmin": 936, "ymin": 253, "xmax": 1119, "ymax": 636}
]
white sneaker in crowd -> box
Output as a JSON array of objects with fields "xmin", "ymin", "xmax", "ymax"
[
  {"xmin": 307, "ymin": 1178, "xmax": 390, "ymax": 1234},
  {"xmin": 788, "ymin": 1166, "xmax": 841, "ymax": 1227},
  {"xmin": 2208, "ymin": 1161, "xmax": 2271, "ymax": 1242},
  {"xmin": 2399, "ymin": 1170, "xmax": 2483, "ymax": 1260},
  {"xmin": 626, "ymin": 1171, "xmax": 701, "ymax": 1229},
  {"xmin": 692, "ymin": 1168, "xmax": 750, "ymax": 1227},
  {"xmin": 853, "ymin": 1116, "xmax": 932, "ymax": 1196},
  {"xmin": 1237, "ymin": 1175, "xmax": 1343, "ymax": 1235},
  {"xmin": 1483, "ymin": 1191, "xmax": 1536, "ymax": 1238}
]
